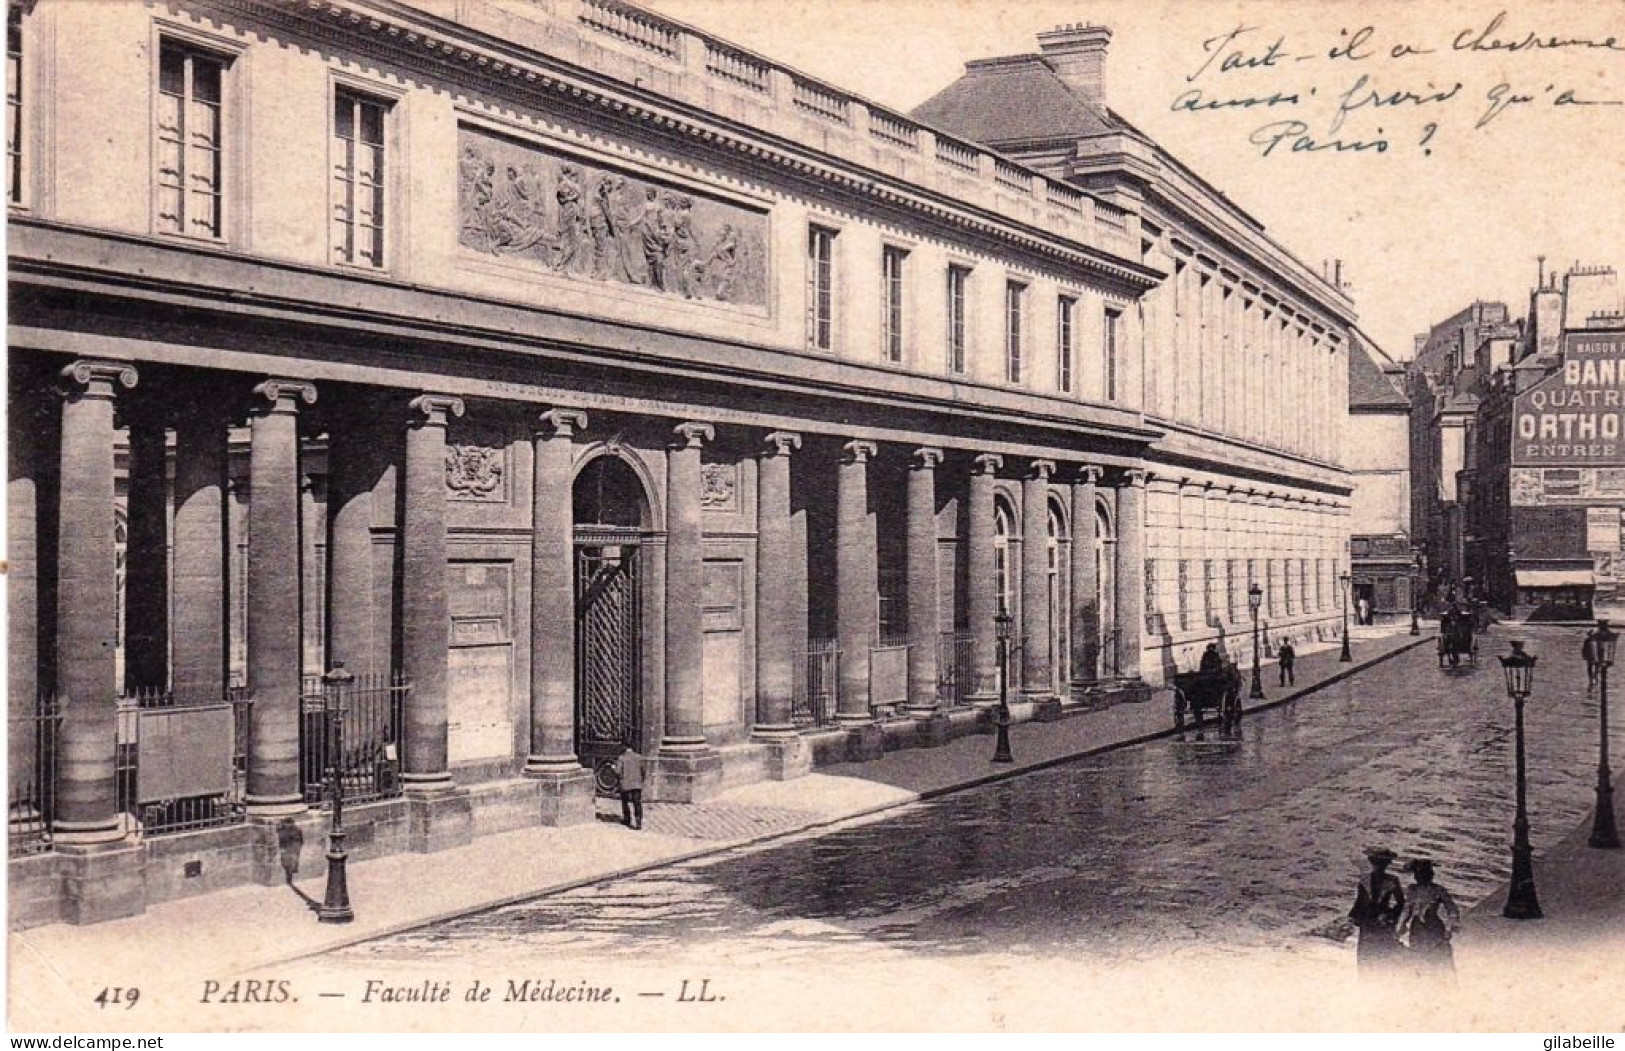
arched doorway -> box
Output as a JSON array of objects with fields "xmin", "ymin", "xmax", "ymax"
[
  {"xmin": 1047, "ymin": 499, "xmax": 1069, "ymax": 693},
  {"xmin": 1095, "ymin": 501, "xmax": 1117, "ymax": 678},
  {"xmin": 572, "ymin": 455, "xmax": 650, "ymax": 793}
]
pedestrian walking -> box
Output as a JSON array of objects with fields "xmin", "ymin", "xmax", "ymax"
[
  {"xmin": 1349, "ymin": 846, "xmax": 1405, "ymax": 975},
  {"xmin": 1398, "ymin": 859, "xmax": 1460, "ymax": 976},
  {"xmin": 1583, "ymin": 627, "xmax": 1600, "ymax": 693},
  {"xmin": 1357, "ymin": 596, "xmax": 1372, "ymax": 626},
  {"xmin": 1277, "ymin": 640, "xmax": 1296, "ymax": 686},
  {"xmin": 615, "ymin": 744, "xmax": 645, "ymax": 830}
]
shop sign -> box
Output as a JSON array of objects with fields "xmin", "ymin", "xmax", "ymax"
[{"xmin": 1513, "ymin": 332, "xmax": 1625, "ymax": 465}]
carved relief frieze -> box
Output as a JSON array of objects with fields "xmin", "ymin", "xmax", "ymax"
[
  {"xmin": 700, "ymin": 461, "xmax": 739, "ymax": 511},
  {"xmin": 445, "ymin": 424, "xmax": 509, "ymax": 503},
  {"xmin": 458, "ymin": 126, "xmax": 768, "ymax": 308}
]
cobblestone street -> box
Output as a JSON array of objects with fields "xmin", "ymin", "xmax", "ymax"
[{"xmin": 329, "ymin": 625, "xmax": 1608, "ymax": 973}]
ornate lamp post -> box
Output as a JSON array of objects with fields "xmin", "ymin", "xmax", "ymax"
[
  {"xmin": 992, "ymin": 612, "xmax": 1014, "ymax": 763},
  {"xmin": 1410, "ymin": 556, "xmax": 1422, "ymax": 636},
  {"xmin": 1498, "ymin": 641, "xmax": 1542, "ymax": 919},
  {"xmin": 318, "ymin": 663, "xmax": 355, "ymax": 924},
  {"xmin": 1248, "ymin": 582, "xmax": 1265, "ymax": 700},
  {"xmin": 1590, "ymin": 619, "xmax": 1620, "ymax": 849},
  {"xmin": 1339, "ymin": 571, "xmax": 1353, "ymax": 663}
]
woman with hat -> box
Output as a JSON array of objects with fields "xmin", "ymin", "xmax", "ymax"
[
  {"xmin": 1398, "ymin": 859, "xmax": 1461, "ymax": 974},
  {"xmin": 1349, "ymin": 846, "xmax": 1406, "ymax": 973}
]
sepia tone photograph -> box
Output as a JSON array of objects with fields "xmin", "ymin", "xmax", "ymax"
[{"xmin": 4, "ymin": 0, "xmax": 1623, "ymax": 1034}]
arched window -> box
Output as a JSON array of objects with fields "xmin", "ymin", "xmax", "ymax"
[
  {"xmin": 1048, "ymin": 500, "xmax": 1069, "ymax": 690},
  {"xmin": 1096, "ymin": 500, "xmax": 1117, "ymax": 677},
  {"xmin": 993, "ymin": 499, "xmax": 1016, "ymax": 621}
]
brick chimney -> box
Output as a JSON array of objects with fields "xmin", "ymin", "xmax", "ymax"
[{"xmin": 1037, "ymin": 23, "xmax": 1112, "ymax": 107}]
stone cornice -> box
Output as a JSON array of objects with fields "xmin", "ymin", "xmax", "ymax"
[{"xmin": 204, "ymin": 0, "xmax": 1161, "ymax": 294}]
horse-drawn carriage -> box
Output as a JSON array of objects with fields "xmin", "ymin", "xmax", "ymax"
[
  {"xmin": 1170, "ymin": 664, "xmax": 1243, "ymax": 734},
  {"xmin": 1437, "ymin": 605, "xmax": 1477, "ymax": 668}
]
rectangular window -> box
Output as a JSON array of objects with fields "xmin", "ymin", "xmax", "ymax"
[
  {"xmin": 1005, "ymin": 280, "xmax": 1025, "ymax": 384},
  {"xmin": 1104, "ymin": 306, "xmax": 1122, "ymax": 401},
  {"xmin": 946, "ymin": 265, "xmax": 969, "ymax": 374},
  {"xmin": 1284, "ymin": 559, "xmax": 1294, "ymax": 615},
  {"xmin": 881, "ymin": 245, "xmax": 906, "ymax": 363},
  {"xmin": 332, "ymin": 88, "xmax": 389, "ymax": 268},
  {"xmin": 1056, "ymin": 295, "xmax": 1076, "ymax": 393},
  {"xmin": 1177, "ymin": 558, "xmax": 1189, "ymax": 631},
  {"xmin": 156, "ymin": 41, "xmax": 227, "ymax": 238},
  {"xmin": 807, "ymin": 225, "xmax": 835, "ymax": 351},
  {"xmin": 6, "ymin": 8, "xmax": 21, "ymax": 206}
]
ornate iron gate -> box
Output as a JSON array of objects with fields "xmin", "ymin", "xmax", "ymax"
[{"xmin": 575, "ymin": 536, "xmax": 642, "ymax": 795}]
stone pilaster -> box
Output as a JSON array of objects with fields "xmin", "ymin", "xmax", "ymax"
[
  {"xmin": 171, "ymin": 402, "xmax": 228, "ymax": 701},
  {"xmin": 53, "ymin": 360, "xmax": 137, "ymax": 848},
  {"xmin": 966, "ymin": 453, "xmax": 1003, "ymax": 706},
  {"xmin": 1115, "ymin": 468, "xmax": 1147, "ymax": 681},
  {"xmin": 9, "ymin": 368, "xmax": 54, "ymax": 803},
  {"xmin": 399, "ymin": 394, "xmax": 473, "ymax": 850},
  {"xmin": 1021, "ymin": 460, "xmax": 1059, "ymax": 715},
  {"xmin": 836, "ymin": 439, "xmax": 879, "ymax": 725},
  {"xmin": 753, "ymin": 431, "xmax": 810, "ymax": 778},
  {"xmin": 325, "ymin": 406, "xmax": 380, "ymax": 677},
  {"xmin": 123, "ymin": 401, "xmax": 168, "ymax": 692},
  {"xmin": 1069, "ymin": 465, "xmax": 1102, "ymax": 690},
  {"xmin": 656, "ymin": 421, "xmax": 722, "ymax": 801},
  {"xmin": 245, "ymin": 378, "xmax": 316, "ymax": 818},
  {"xmin": 524, "ymin": 408, "xmax": 594, "ymax": 825}
]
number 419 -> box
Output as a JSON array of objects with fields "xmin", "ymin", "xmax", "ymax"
[{"xmin": 94, "ymin": 987, "xmax": 140, "ymax": 1009}]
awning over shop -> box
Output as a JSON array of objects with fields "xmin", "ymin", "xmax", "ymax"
[{"xmin": 1514, "ymin": 569, "xmax": 1595, "ymax": 588}]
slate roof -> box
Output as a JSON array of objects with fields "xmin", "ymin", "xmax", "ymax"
[
  {"xmin": 911, "ymin": 55, "xmax": 1115, "ymax": 146},
  {"xmin": 1348, "ymin": 329, "xmax": 1410, "ymax": 410}
]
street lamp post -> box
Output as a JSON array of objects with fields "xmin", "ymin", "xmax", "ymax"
[
  {"xmin": 1339, "ymin": 572, "xmax": 1353, "ymax": 663},
  {"xmin": 1498, "ymin": 641, "xmax": 1543, "ymax": 919},
  {"xmin": 318, "ymin": 663, "xmax": 356, "ymax": 924},
  {"xmin": 992, "ymin": 613, "xmax": 1014, "ymax": 763},
  {"xmin": 1248, "ymin": 582, "xmax": 1265, "ymax": 700},
  {"xmin": 1590, "ymin": 619, "xmax": 1620, "ymax": 850},
  {"xmin": 1410, "ymin": 554, "xmax": 1424, "ymax": 636}
]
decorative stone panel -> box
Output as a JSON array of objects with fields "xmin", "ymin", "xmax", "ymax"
[{"xmin": 445, "ymin": 425, "xmax": 508, "ymax": 504}]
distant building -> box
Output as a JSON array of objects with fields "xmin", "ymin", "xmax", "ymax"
[
  {"xmin": 1346, "ymin": 330, "xmax": 1413, "ymax": 620},
  {"xmin": 1410, "ymin": 264, "xmax": 1625, "ymax": 619}
]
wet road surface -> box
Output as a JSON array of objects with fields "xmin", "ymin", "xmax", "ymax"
[{"xmin": 333, "ymin": 626, "xmax": 1607, "ymax": 968}]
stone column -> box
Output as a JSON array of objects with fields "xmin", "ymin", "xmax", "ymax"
[
  {"xmin": 398, "ymin": 395, "xmax": 473, "ymax": 848},
  {"xmin": 659, "ymin": 421, "xmax": 722, "ymax": 802},
  {"xmin": 1021, "ymin": 460, "xmax": 1058, "ymax": 710},
  {"xmin": 8, "ymin": 370, "xmax": 52, "ymax": 816},
  {"xmin": 754, "ymin": 431, "xmax": 801, "ymax": 735},
  {"xmin": 124, "ymin": 402, "xmax": 170, "ymax": 693},
  {"xmin": 1115, "ymin": 468, "xmax": 1147, "ymax": 681},
  {"xmin": 171, "ymin": 402, "xmax": 228, "ymax": 701},
  {"xmin": 836, "ymin": 439, "xmax": 879, "ymax": 724},
  {"xmin": 524, "ymin": 408, "xmax": 593, "ymax": 824},
  {"xmin": 1070, "ymin": 465, "xmax": 1102, "ymax": 692},
  {"xmin": 966, "ymin": 453, "xmax": 1003, "ymax": 705},
  {"xmin": 325, "ymin": 407, "xmax": 379, "ymax": 677},
  {"xmin": 754, "ymin": 431, "xmax": 811, "ymax": 778},
  {"xmin": 53, "ymin": 360, "xmax": 138, "ymax": 848},
  {"xmin": 245, "ymin": 379, "xmax": 315, "ymax": 817},
  {"xmin": 905, "ymin": 447, "xmax": 943, "ymax": 719}
]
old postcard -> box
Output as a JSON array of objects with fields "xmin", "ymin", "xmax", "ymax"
[{"xmin": 5, "ymin": 0, "xmax": 1623, "ymax": 1034}]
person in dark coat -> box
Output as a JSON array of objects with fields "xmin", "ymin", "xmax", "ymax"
[
  {"xmin": 1398, "ymin": 859, "xmax": 1460, "ymax": 976},
  {"xmin": 1583, "ymin": 628, "xmax": 1600, "ymax": 692},
  {"xmin": 615, "ymin": 745, "xmax": 645, "ymax": 830},
  {"xmin": 1277, "ymin": 640, "xmax": 1296, "ymax": 686},
  {"xmin": 1199, "ymin": 642, "xmax": 1223, "ymax": 673},
  {"xmin": 1349, "ymin": 846, "xmax": 1406, "ymax": 975}
]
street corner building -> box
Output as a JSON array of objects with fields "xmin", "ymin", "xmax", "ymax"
[
  {"xmin": 5, "ymin": 0, "xmax": 1355, "ymax": 926},
  {"xmin": 1410, "ymin": 264, "xmax": 1625, "ymax": 621}
]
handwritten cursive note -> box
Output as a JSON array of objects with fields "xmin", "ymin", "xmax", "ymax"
[{"xmin": 1171, "ymin": 10, "xmax": 1623, "ymax": 159}]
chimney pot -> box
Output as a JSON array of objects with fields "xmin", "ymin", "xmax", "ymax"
[{"xmin": 1037, "ymin": 23, "xmax": 1113, "ymax": 107}]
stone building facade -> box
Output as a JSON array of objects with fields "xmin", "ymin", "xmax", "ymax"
[
  {"xmin": 1347, "ymin": 330, "xmax": 1414, "ymax": 619},
  {"xmin": 7, "ymin": 0, "xmax": 1354, "ymax": 924}
]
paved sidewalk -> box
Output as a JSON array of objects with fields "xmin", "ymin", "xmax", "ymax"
[
  {"xmin": 1461, "ymin": 807, "xmax": 1625, "ymax": 951},
  {"xmin": 7, "ymin": 627, "xmax": 1431, "ymax": 1020}
]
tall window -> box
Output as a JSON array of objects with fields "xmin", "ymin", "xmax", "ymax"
[
  {"xmin": 806, "ymin": 225, "xmax": 836, "ymax": 351},
  {"xmin": 1056, "ymin": 295, "xmax": 1076, "ymax": 393},
  {"xmin": 881, "ymin": 245, "xmax": 907, "ymax": 363},
  {"xmin": 1005, "ymin": 280, "xmax": 1026, "ymax": 384},
  {"xmin": 946, "ymin": 265, "xmax": 969, "ymax": 374},
  {"xmin": 6, "ymin": 7, "xmax": 21, "ymax": 206},
  {"xmin": 1104, "ymin": 306, "xmax": 1122, "ymax": 401},
  {"xmin": 156, "ymin": 41, "xmax": 227, "ymax": 238},
  {"xmin": 332, "ymin": 89, "xmax": 388, "ymax": 268}
]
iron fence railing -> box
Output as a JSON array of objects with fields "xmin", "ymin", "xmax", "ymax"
[
  {"xmin": 299, "ymin": 671, "xmax": 410, "ymax": 806},
  {"xmin": 937, "ymin": 630, "xmax": 974, "ymax": 706},
  {"xmin": 114, "ymin": 687, "xmax": 253, "ymax": 838},
  {"xmin": 793, "ymin": 638, "xmax": 840, "ymax": 728},
  {"xmin": 7, "ymin": 703, "xmax": 60, "ymax": 858}
]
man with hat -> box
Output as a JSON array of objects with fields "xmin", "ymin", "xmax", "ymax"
[{"xmin": 1348, "ymin": 846, "xmax": 1406, "ymax": 974}]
